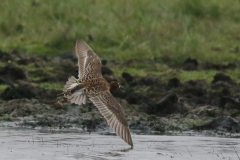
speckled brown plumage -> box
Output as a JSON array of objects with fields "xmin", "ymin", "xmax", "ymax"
[{"xmin": 61, "ymin": 40, "xmax": 133, "ymax": 146}]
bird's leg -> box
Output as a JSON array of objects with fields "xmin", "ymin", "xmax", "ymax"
[
  {"xmin": 57, "ymin": 92, "xmax": 64, "ymax": 97},
  {"xmin": 58, "ymin": 98, "xmax": 68, "ymax": 103},
  {"xmin": 57, "ymin": 90, "xmax": 72, "ymax": 97}
]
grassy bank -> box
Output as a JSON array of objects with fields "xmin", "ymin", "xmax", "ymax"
[{"xmin": 1, "ymin": 0, "xmax": 240, "ymax": 82}]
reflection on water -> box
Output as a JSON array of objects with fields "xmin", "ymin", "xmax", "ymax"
[{"xmin": 1, "ymin": 127, "xmax": 240, "ymax": 160}]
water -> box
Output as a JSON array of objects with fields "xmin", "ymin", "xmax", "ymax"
[{"xmin": 1, "ymin": 127, "xmax": 240, "ymax": 160}]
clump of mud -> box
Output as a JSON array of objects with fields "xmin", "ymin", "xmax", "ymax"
[
  {"xmin": 1, "ymin": 51, "xmax": 240, "ymax": 134},
  {"xmin": 0, "ymin": 64, "xmax": 26, "ymax": 85},
  {"xmin": 1, "ymin": 84, "xmax": 60, "ymax": 101},
  {"xmin": 183, "ymin": 57, "xmax": 198, "ymax": 70},
  {"xmin": 0, "ymin": 99, "xmax": 52, "ymax": 117}
]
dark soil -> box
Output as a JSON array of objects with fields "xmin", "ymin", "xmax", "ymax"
[
  {"xmin": 166, "ymin": 78, "xmax": 181, "ymax": 90},
  {"xmin": 122, "ymin": 72, "xmax": 134, "ymax": 83},
  {"xmin": 0, "ymin": 50, "xmax": 12, "ymax": 61},
  {"xmin": 1, "ymin": 85, "xmax": 36, "ymax": 100},
  {"xmin": 183, "ymin": 57, "xmax": 198, "ymax": 70},
  {"xmin": 101, "ymin": 66, "xmax": 114, "ymax": 75},
  {"xmin": 1, "ymin": 84, "xmax": 61, "ymax": 101},
  {"xmin": 1, "ymin": 51, "xmax": 240, "ymax": 133},
  {"xmin": 212, "ymin": 73, "xmax": 234, "ymax": 84},
  {"xmin": 0, "ymin": 64, "xmax": 26, "ymax": 82},
  {"xmin": 202, "ymin": 63, "xmax": 236, "ymax": 70}
]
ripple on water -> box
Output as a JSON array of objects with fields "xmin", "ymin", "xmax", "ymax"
[{"xmin": 1, "ymin": 127, "xmax": 240, "ymax": 160}]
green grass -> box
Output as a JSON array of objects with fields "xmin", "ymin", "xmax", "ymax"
[
  {"xmin": 182, "ymin": 118, "xmax": 207, "ymax": 127},
  {"xmin": 0, "ymin": 62, "xmax": 6, "ymax": 67},
  {"xmin": 0, "ymin": 84, "xmax": 9, "ymax": 91},
  {"xmin": 112, "ymin": 63, "xmax": 240, "ymax": 83},
  {"xmin": 178, "ymin": 69, "xmax": 240, "ymax": 83},
  {"xmin": 226, "ymin": 68, "xmax": 240, "ymax": 83},
  {"xmin": 0, "ymin": 114, "xmax": 13, "ymax": 121},
  {"xmin": 35, "ymin": 82, "xmax": 63, "ymax": 90},
  {"xmin": 0, "ymin": 0, "xmax": 240, "ymax": 82},
  {"xmin": 178, "ymin": 70, "xmax": 219, "ymax": 82}
]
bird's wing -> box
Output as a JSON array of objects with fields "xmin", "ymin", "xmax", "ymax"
[
  {"xmin": 89, "ymin": 91, "xmax": 133, "ymax": 146},
  {"xmin": 75, "ymin": 40, "xmax": 102, "ymax": 81}
]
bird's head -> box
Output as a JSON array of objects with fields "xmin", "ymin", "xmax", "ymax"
[{"xmin": 109, "ymin": 81, "xmax": 123, "ymax": 90}]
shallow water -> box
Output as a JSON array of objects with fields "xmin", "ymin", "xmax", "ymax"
[{"xmin": 1, "ymin": 127, "xmax": 240, "ymax": 160}]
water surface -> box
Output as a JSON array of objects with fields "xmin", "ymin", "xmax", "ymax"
[{"xmin": 1, "ymin": 127, "xmax": 240, "ymax": 160}]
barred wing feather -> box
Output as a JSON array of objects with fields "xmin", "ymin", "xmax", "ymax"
[
  {"xmin": 75, "ymin": 40, "xmax": 102, "ymax": 81},
  {"xmin": 90, "ymin": 91, "xmax": 133, "ymax": 146}
]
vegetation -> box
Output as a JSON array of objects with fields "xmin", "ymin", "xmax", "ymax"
[
  {"xmin": 0, "ymin": 0, "xmax": 240, "ymax": 83},
  {"xmin": 35, "ymin": 82, "xmax": 63, "ymax": 90},
  {"xmin": 0, "ymin": 114, "xmax": 13, "ymax": 121},
  {"xmin": 0, "ymin": 84, "xmax": 9, "ymax": 92}
]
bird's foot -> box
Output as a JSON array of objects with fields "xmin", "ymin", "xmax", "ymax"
[
  {"xmin": 58, "ymin": 98, "xmax": 68, "ymax": 103},
  {"xmin": 57, "ymin": 92, "xmax": 64, "ymax": 97}
]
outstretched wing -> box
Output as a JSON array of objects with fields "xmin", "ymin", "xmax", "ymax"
[
  {"xmin": 75, "ymin": 40, "xmax": 102, "ymax": 81},
  {"xmin": 89, "ymin": 91, "xmax": 133, "ymax": 146}
]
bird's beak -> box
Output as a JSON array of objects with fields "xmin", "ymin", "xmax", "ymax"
[{"xmin": 119, "ymin": 85, "xmax": 124, "ymax": 89}]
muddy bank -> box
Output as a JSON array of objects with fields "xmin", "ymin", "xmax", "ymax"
[{"xmin": 1, "ymin": 51, "xmax": 240, "ymax": 134}]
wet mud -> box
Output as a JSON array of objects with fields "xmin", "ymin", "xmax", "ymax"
[{"xmin": 1, "ymin": 51, "xmax": 240, "ymax": 135}]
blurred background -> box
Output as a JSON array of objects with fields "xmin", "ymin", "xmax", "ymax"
[
  {"xmin": 1, "ymin": 1, "xmax": 240, "ymax": 159},
  {"xmin": 1, "ymin": 0, "xmax": 240, "ymax": 83},
  {"xmin": 0, "ymin": 0, "xmax": 240, "ymax": 132}
]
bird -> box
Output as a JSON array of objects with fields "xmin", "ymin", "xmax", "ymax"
[{"xmin": 58, "ymin": 40, "xmax": 133, "ymax": 147}]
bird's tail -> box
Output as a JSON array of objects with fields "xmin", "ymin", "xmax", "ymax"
[
  {"xmin": 57, "ymin": 76, "xmax": 78, "ymax": 97},
  {"xmin": 63, "ymin": 76, "xmax": 78, "ymax": 92},
  {"xmin": 63, "ymin": 76, "xmax": 88, "ymax": 105}
]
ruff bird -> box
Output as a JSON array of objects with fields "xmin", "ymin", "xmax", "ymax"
[{"xmin": 58, "ymin": 40, "xmax": 133, "ymax": 147}]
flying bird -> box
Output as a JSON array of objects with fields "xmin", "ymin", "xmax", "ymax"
[{"xmin": 58, "ymin": 40, "xmax": 133, "ymax": 147}]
